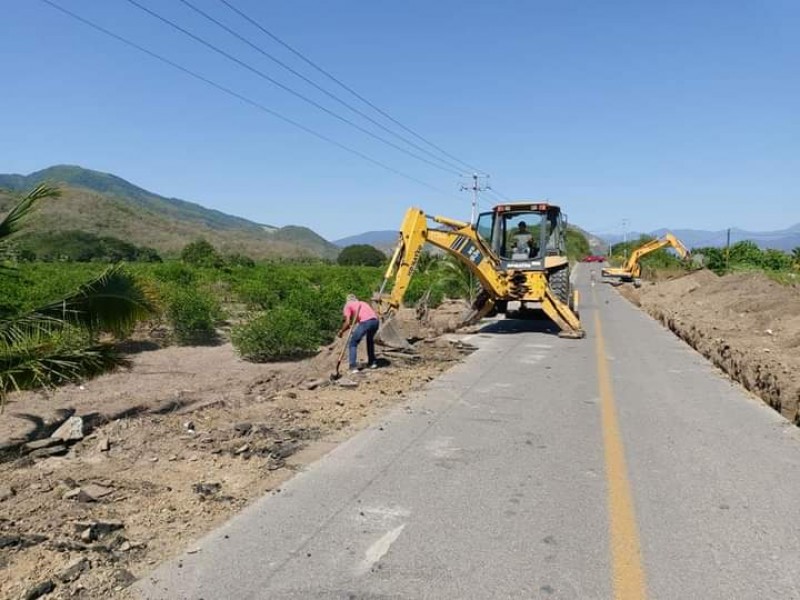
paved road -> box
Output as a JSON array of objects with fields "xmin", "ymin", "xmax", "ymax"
[{"xmin": 137, "ymin": 266, "xmax": 800, "ymax": 600}]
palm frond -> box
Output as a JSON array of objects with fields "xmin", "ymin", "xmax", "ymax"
[
  {"xmin": 36, "ymin": 265, "xmax": 158, "ymax": 338},
  {"xmin": 0, "ymin": 184, "xmax": 61, "ymax": 244},
  {"xmin": 0, "ymin": 337, "xmax": 123, "ymax": 406}
]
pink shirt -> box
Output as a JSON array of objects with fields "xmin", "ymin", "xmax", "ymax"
[{"xmin": 343, "ymin": 300, "xmax": 378, "ymax": 323}]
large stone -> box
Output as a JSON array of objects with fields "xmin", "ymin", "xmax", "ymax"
[
  {"xmin": 57, "ymin": 557, "xmax": 90, "ymax": 583},
  {"xmin": 51, "ymin": 416, "xmax": 84, "ymax": 442}
]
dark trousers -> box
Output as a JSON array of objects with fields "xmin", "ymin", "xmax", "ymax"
[{"xmin": 349, "ymin": 318, "xmax": 379, "ymax": 368}]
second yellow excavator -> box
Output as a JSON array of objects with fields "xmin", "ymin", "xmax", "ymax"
[
  {"xmin": 601, "ymin": 233, "xmax": 690, "ymax": 283},
  {"xmin": 373, "ymin": 202, "xmax": 585, "ymax": 344}
]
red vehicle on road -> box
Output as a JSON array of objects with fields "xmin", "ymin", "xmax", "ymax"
[{"xmin": 582, "ymin": 255, "xmax": 606, "ymax": 263}]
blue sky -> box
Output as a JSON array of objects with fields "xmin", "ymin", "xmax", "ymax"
[{"xmin": 2, "ymin": 0, "xmax": 798, "ymax": 239}]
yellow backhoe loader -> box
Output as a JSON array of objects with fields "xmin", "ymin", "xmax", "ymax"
[
  {"xmin": 373, "ymin": 202, "xmax": 585, "ymax": 345},
  {"xmin": 601, "ymin": 233, "xmax": 690, "ymax": 284}
]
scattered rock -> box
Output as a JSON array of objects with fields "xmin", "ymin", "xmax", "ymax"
[
  {"xmin": 234, "ymin": 444, "xmax": 250, "ymax": 455},
  {"xmin": 29, "ymin": 445, "xmax": 68, "ymax": 459},
  {"xmin": 233, "ymin": 422, "xmax": 252, "ymax": 436},
  {"xmin": 183, "ymin": 421, "xmax": 195, "ymax": 433},
  {"xmin": 63, "ymin": 488, "xmax": 94, "ymax": 502},
  {"xmin": 81, "ymin": 483, "xmax": 113, "ymax": 501},
  {"xmin": 22, "ymin": 579, "xmax": 55, "ymax": 600},
  {"xmin": 118, "ymin": 541, "xmax": 132, "ymax": 552},
  {"xmin": 269, "ymin": 441, "xmax": 301, "ymax": 460},
  {"xmin": 192, "ymin": 482, "xmax": 221, "ymax": 498},
  {"xmin": 112, "ymin": 568, "xmax": 136, "ymax": 588},
  {"xmin": 24, "ymin": 438, "xmax": 63, "ymax": 452},
  {"xmin": 51, "ymin": 416, "xmax": 84, "ymax": 442},
  {"xmin": 337, "ymin": 379, "xmax": 359, "ymax": 389},
  {"xmin": 0, "ymin": 486, "xmax": 15, "ymax": 502},
  {"xmin": 0, "ymin": 534, "xmax": 48, "ymax": 550},
  {"xmin": 286, "ymin": 391, "xmax": 298, "ymax": 399},
  {"xmin": 97, "ymin": 437, "xmax": 111, "ymax": 452},
  {"xmin": 302, "ymin": 378, "xmax": 327, "ymax": 391},
  {"xmin": 74, "ymin": 520, "xmax": 124, "ymax": 541},
  {"xmin": 58, "ymin": 557, "xmax": 90, "ymax": 583},
  {"xmin": 266, "ymin": 457, "xmax": 285, "ymax": 471}
]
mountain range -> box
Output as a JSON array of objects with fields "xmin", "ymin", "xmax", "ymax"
[
  {"xmin": 600, "ymin": 225, "xmax": 800, "ymax": 252},
  {"xmin": 0, "ymin": 165, "xmax": 339, "ymax": 259}
]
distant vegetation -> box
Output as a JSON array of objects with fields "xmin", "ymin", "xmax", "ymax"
[
  {"xmin": 14, "ymin": 230, "xmax": 161, "ymax": 263},
  {"xmin": 337, "ymin": 244, "xmax": 386, "ymax": 267}
]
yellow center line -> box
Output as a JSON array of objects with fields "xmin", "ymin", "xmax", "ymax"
[{"xmin": 593, "ymin": 289, "xmax": 648, "ymax": 599}]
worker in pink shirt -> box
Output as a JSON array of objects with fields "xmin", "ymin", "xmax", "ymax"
[{"xmin": 338, "ymin": 294, "xmax": 379, "ymax": 373}]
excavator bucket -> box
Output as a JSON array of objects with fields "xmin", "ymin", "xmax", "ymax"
[{"xmin": 375, "ymin": 314, "xmax": 413, "ymax": 350}]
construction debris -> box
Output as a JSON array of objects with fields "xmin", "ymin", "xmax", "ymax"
[{"xmin": 51, "ymin": 416, "xmax": 84, "ymax": 442}]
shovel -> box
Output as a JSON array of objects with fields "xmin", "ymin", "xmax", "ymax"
[{"xmin": 331, "ymin": 305, "xmax": 361, "ymax": 381}]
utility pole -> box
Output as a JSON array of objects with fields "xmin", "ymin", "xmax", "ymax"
[
  {"xmin": 725, "ymin": 227, "xmax": 731, "ymax": 273},
  {"xmin": 460, "ymin": 173, "xmax": 490, "ymax": 225},
  {"xmin": 622, "ymin": 218, "xmax": 630, "ymax": 262}
]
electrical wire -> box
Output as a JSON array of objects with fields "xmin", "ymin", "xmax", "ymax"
[
  {"xmin": 122, "ymin": 0, "xmax": 463, "ymax": 176},
  {"xmin": 215, "ymin": 0, "xmax": 486, "ymax": 176},
  {"xmin": 176, "ymin": 0, "xmax": 472, "ymax": 177},
  {"xmin": 39, "ymin": 0, "xmax": 458, "ymax": 198}
]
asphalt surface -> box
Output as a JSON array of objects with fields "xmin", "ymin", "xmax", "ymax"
[{"xmin": 136, "ymin": 265, "xmax": 800, "ymax": 600}]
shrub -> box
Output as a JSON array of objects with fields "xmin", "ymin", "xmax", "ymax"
[
  {"xmin": 337, "ymin": 244, "xmax": 385, "ymax": 267},
  {"xmin": 180, "ymin": 239, "xmax": 223, "ymax": 268},
  {"xmin": 232, "ymin": 307, "xmax": 320, "ymax": 362},
  {"xmin": 152, "ymin": 261, "xmax": 196, "ymax": 286},
  {"xmin": 164, "ymin": 287, "xmax": 221, "ymax": 344}
]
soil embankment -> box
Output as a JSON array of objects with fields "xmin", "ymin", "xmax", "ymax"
[{"xmin": 619, "ymin": 270, "xmax": 800, "ymax": 423}]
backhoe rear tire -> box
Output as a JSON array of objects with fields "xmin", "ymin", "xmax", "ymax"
[{"xmin": 549, "ymin": 266, "xmax": 570, "ymax": 306}]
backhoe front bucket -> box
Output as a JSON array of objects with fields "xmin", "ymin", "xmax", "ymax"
[{"xmin": 375, "ymin": 315, "xmax": 413, "ymax": 350}]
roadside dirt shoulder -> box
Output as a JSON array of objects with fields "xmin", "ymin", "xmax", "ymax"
[
  {"xmin": 618, "ymin": 270, "xmax": 800, "ymax": 422},
  {"xmin": 0, "ymin": 303, "xmax": 475, "ymax": 600}
]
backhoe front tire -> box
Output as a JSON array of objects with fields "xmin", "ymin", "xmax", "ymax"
[{"xmin": 549, "ymin": 267, "xmax": 570, "ymax": 306}]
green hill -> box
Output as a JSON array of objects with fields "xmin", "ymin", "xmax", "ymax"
[{"xmin": 0, "ymin": 165, "xmax": 339, "ymax": 260}]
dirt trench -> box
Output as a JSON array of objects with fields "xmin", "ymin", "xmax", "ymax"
[{"xmin": 618, "ymin": 270, "xmax": 800, "ymax": 423}]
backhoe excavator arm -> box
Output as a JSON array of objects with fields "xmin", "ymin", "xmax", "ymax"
[
  {"xmin": 604, "ymin": 233, "xmax": 691, "ymax": 280},
  {"xmin": 375, "ymin": 208, "xmax": 503, "ymax": 316}
]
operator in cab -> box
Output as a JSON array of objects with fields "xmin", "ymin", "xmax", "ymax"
[{"xmin": 510, "ymin": 221, "xmax": 538, "ymax": 258}]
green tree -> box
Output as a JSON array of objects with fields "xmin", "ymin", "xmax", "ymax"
[
  {"xmin": 565, "ymin": 229, "xmax": 590, "ymax": 262},
  {"xmin": 0, "ymin": 185, "xmax": 156, "ymax": 406},
  {"xmin": 337, "ymin": 244, "xmax": 386, "ymax": 267},
  {"xmin": 180, "ymin": 239, "xmax": 223, "ymax": 268},
  {"xmin": 792, "ymin": 247, "xmax": 800, "ymax": 265}
]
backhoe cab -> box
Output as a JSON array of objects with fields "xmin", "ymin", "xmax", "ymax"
[{"xmin": 374, "ymin": 202, "xmax": 584, "ymax": 343}]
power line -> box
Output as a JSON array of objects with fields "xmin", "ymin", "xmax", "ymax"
[
  {"xmin": 175, "ymin": 0, "xmax": 470, "ymax": 176},
  {"xmin": 39, "ymin": 0, "xmax": 458, "ymax": 197},
  {"xmin": 122, "ymin": 0, "xmax": 463, "ymax": 176},
  {"xmin": 216, "ymin": 0, "xmax": 485, "ymax": 176}
]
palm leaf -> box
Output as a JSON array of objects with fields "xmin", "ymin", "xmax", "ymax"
[
  {"xmin": 0, "ymin": 334, "xmax": 122, "ymax": 406},
  {"xmin": 0, "ymin": 184, "xmax": 60, "ymax": 244},
  {"xmin": 36, "ymin": 265, "xmax": 158, "ymax": 338}
]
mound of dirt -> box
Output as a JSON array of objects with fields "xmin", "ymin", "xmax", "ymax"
[
  {"xmin": 623, "ymin": 270, "xmax": 800, "ymax": 423},
  {"xmin": 0, "ymin": 304, "xmax": 476, "ymax": 599}
]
